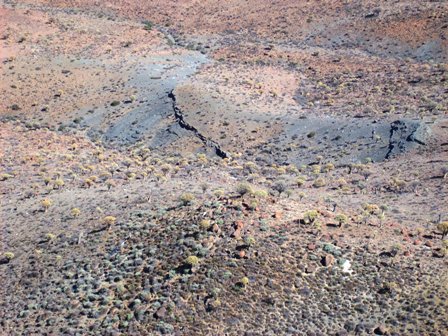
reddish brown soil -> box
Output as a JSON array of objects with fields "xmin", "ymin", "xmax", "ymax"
[{"xmin": 1, "ymin": 1, "xmax": 447, "ymax": 335}]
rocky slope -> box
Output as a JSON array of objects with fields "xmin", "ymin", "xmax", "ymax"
[{"xmin": 1, "ymin": 1, "xmax": 447, "ymax": 335}]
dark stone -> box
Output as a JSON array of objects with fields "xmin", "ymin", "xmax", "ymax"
[
  {"xmin": 374, "ymin": 325, "xmax": 390, "ymax": 335},
  {"xmin": 155, "ymin": 306, "xmax": 166, "ymax": 319},
  {"xmin": 335, "ymin": 330, "xmax": 348, "ymax": 336},
  {"xmin": 344, "ymin": 320, "xmax": 356, "ymax": 332},
  {"xmin": 385, "ymin": 119, "xmax": 428, "ymax": 159},
  {"xmin": 365, "ymin": 9, "xmax": 380, "ymax": 18},
  {"xmin": 321, "ymin": 254, "xmax": 335, "ymax": 267}
]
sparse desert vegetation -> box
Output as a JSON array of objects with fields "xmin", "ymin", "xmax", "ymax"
[{"xmin": 0, "ymin": 0, "xmax": 447, "ymax": 335}]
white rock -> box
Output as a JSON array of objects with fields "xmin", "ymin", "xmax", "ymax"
[{"xmin": 342, "ymin": 259, "xmax": 353, "ymax": 274}]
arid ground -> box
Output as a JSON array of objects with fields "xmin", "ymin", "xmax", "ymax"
[{"xmin": 1, "ymin": 1, "xmax": 448, "ymax": 335}]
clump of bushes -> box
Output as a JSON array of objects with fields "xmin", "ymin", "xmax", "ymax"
[
  {"xmin": 313, "ymin": 178, "xmax": 326, "ymax": 188},
  {"xmin": 54, "ymin": 178, "xmax": 64, "ymax": 189},
  {"xmin": 4, "ymin": 252, "xmax": 14, "ymax": 260},
  {"xmin": 160, "ymin": 164, "xmax": 171, "ymax": 176},
  {"xmin": 0, "ymin": 173, "xmax": 14, "ymax": 181},
  {"xmin": 84, "ymin": 178, "xmax": 94, "ymax": 188},
  {"xmin": 236, "ymin": 183, "xmax": 253, "ymax": 197},
  {"xmin": 185, "ymin": 255, "xmax": 199, "ymax": 267},
  {"xmin": 197, "ymin": 153, "xmax": 208, "ymax": 165},
  {"xmin": 106, "ymin": 179, "xmax": 116, "ymax": 190},
  {"xmin": 71, "ymin": 208, "xmax": 81, "ymax": 217},
  {"xmin": 323, "ymin": 163, "xmax": 335, "ymax": 172},
  {"xmin": 244, "ymin": 236, "xmax": 256, "ymax": 246},
  {"xmin": 254, "ymin": 189, "xmax": 268, "ymax": 198},
  {"xmin": 199, "ymin": 219, "xmax": 211, "ymax": 230},
  {"xmin": 103, "ymin": 216, "xmax": 116, "ymax": 230},
  {"xmin": 272, "ymin": 180, "xmax": 287, "ymax": 196},
  {"xmin": 241, "ymin": 276, "xmax": 249, "ymax": 286},
  {"xmin": 335, "ymin": 213, "xmax": 348, "ymax": 227},
  {"xmin": 41, "ymin": 198, "xmax": 53, "ymax": 212},
  {"xmin": 180, "ymin": 193, "xmax": 195, "ymax": 206},
  {"xmin": 311, "ymin": 165, "xmax": 321, "ymax": 175},
  {"xmin": 437, "ymin": 221, "xmax": 448, "ymax": 239},
  {"xmin": 46, "ymin": 233, "xmax": 56, "ymax": 241},
  {"xmin": 363, "ymin": 203, "xmax": 380, "ymax": 215},
  {"xmin": 248, "ymin": 200, "xmax": 258, "ymax": 210},
  {"xmin": 303, "ymin": 210, "xmax": 319, "ymax": 224},
  {"xmin": 213, "ymin": 189, "xmax": 225, "ymax": 199},
  {"xmin": 296, "ymin": 177, "xmax": 306, "ymax": 187},
  {"xmin": 143, "ymin": 20, "xmax": 153, "ymax": 31}
]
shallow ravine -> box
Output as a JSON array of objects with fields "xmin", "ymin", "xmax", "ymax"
[{"xmin": 80, "ymin": 51, "xmax": 209, "ymax": 148}]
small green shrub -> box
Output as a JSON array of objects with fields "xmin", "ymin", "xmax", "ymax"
[
  {"xmin": 303, "ymin": 210, "xmax": 319, "ymax": 224},
  {"xmin": 199, "ymin": 219, "xmax": 211, "ymax": 230},
  {"xmin": 236, "ymin": 183, "xmax": 253, "ymax": 197},
  {"xmin": 245, "ymin": 236, "xmax": 256, "ymax": 246},
  {"xmin": 185, "ymin": 255, "xmax": 199, "ymax": 266},
  {"xmin": 4, "ymin": 252, "xmax": 14, "ymax": 260},
  {"xmin": 143, "ymin": 20, "xmax": 153, "ymax": 31},
  {"xmin": 46, "ymin": 233, "xmax": 56, "ymax": 241},
  {"xmin": 241, "ymin": 277, "xmax": 249, "ymax": 286},
  {"xmin": 254, "ymin": 189, "xmax": 268, "ymax": 198},
  {"xmin": 200, "ymin": 183, "xmax": 209, "ymax": 194},
  {"xmin": 0, "ymin": 173, "xmax": 14, "ymax": 181},
  {"xmin": 54, "ymin": 178, "xmax": 64, "ymax": 188},
  {"xmin": 71, "ymin": 208, "xmax": 81, "ymax": 217},
  {"xmin": 313, "ymin": 178, "xmax": 326, "ymax": 188},
  {"xmin": 296, "ymin": 177, "xmax": 306, "ymax": 187},
  {"xmin": 272, "ymin": 180, "xmax": 287, "ymax": 196},
  {"xmin": 41, "ymin": 198, "xmax": 53, "ymax": 212},
  {"xmin": 335, "ymin": 213, "xmax": 348, "ymax": 227},
  {"xmin": 437, "ymin": 221, "xmax": 448, "ymax": 239},
  {"xmin": 180, "ymin": 193, "xmax": 195, "ymax": 206},
  {"xmin": 213, "ymin": 189, "xmax": 225, "ymax": 199},
  {"xmin": 103, "ymin": 216, "xmax": 116, "ymax": 227}
]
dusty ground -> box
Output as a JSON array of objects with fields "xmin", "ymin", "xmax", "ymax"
[{"xmin": 1, "ymin": 0, "xmax": 448, "ymax": 335}]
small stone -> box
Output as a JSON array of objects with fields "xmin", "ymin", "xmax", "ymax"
[
  {"xmin": 323, "ymin": 243, "xmax": 336, "ymax": 253},
  {"xmin": 309, "ymin": 254, "xmax": 319, "ymax": 261},
  {"xmin": 374, "ymin": 325, "xmax": 389, "ymax": 335},
  {"xmin": 212, "ymin": 224, "xmax": 220, "ymax": 233},
  {"xmin": 321, "ymin": 254, "xmax": 335, "ymax": 267},
  {"xmin": 336, "ymin": 331, "xmax": 348, "ymax": 336},
  {"xmin": 232, "ymin": 228, "xmax": 242, "ymax": 239},
  {"xmin": 305, "ymin": 264, "xmax": 317, "ymax": 273},
  {"xmin": 156, "ymin": 321, "xmax": 174, "ymax": 334},
  {"xmin": 320, "ymin": 210, "xmax": 332, "ymax": 218},
  {"xmin": 155, "ymin": 306, "xmax": 166, "ymax": 319},
  {"xmin": 307, "ymin": 243, "xmax": 316, "ymax": 251},
  {"xmin": 274, "ymin": 211, "xmax": 282, "ymax": 219},
  {"xmin": 344, "ymin": 320, "xmax": 356, "ymax": 332},
  {"xmin": 234, "ymin": 220, "xmax": 244, "ymax": 230}
]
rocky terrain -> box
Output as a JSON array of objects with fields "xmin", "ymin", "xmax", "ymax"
[{"xmin": 1, "ymin": 0, "xmax": 447, "ymax": 335}]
